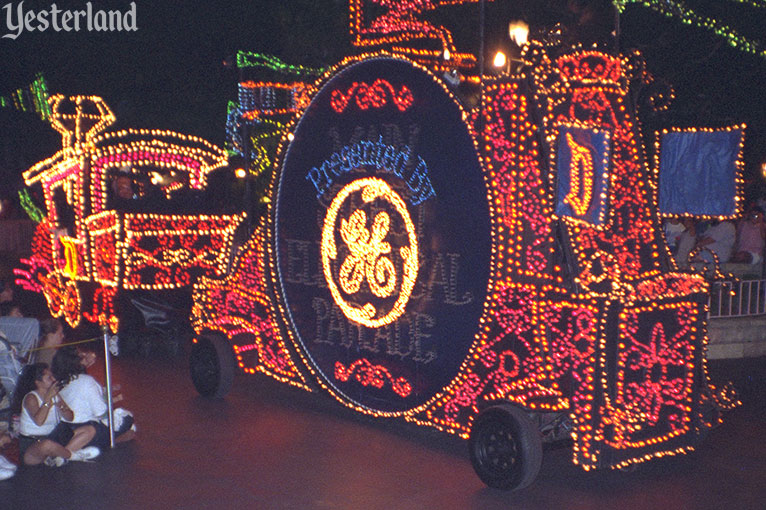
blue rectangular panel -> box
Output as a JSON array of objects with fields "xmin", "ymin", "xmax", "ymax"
[{"xmin": 658, "ymin": 129, "xmax": 743, "ymax": 216}]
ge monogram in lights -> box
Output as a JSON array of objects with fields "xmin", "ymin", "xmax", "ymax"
[{"xmin": 321, "ymin": 177, "xmax": 419, "ymax": 328}]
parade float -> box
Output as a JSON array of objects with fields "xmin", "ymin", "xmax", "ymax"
[
  {"xmin": 21, "ymin": 0, "xmax": 747, "ymax": 490},
  {"xmin": 183, "ymin": 0, "xmax": 746, "ymax": 490},
  {"xmin": 20, "ymin": 94, "xmax": 244, "ymax": 336}
]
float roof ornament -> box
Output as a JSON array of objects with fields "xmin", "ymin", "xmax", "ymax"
[
  {"xmin": 48, "ymin": 94, "xmax": 115, "ymax": 148},
  {"xmin": 23, "ymin": 94, "xmax": 116, "ymax": 187},
  {"xmin": 349, "ymin": 0, "xmax": 489, "ymax": 68}
]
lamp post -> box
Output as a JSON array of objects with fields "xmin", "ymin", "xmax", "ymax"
[
  {"xmin": 510, "ymin": 20, "xmax": 529, "ymax": 73},
  {"xmin": 508, "ymin": 20, "xmax": 529, "ymax": 47}
]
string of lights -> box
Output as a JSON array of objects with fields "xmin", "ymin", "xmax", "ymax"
[
  {"xmin": 225, "ymin": 71, "xmax": 311, "ymax": 176},
  {"xmin": 236, "ymin": 51, "xmax": 326, "ymax": 75},
  {"xmin": 348, "ymin": 0, "xmax": 481, "ymax": 67},
  {"xmin": 723, "ymin": 0, "xmax": 766, "ymax": 8},
  {"xmin": 618, "ymin": 0, "xmax": 766, "ymax": 58},
  {"xmin": 18, "ymin": 189, "xmax": 45, "ymax": 223},
  {"xmin": 0, "ymin": 73, "xmax": 51, "ymax": 120}
]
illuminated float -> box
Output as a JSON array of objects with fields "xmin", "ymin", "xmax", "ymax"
[
  {"xmin": 186, "ymin": 0, "xmax": 745, "ymax": 490},
  {"xmin": 14, "ymin": 0, "xmax": 743, "ymax": 491},
  {"xmin": 21, "ymin": 94, "xmax": 244, "ymax": 335}
]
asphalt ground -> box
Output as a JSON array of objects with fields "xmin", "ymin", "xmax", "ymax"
[{"xmin": 0, "ymin": 343, "xmax": 764, "ymax": 510}]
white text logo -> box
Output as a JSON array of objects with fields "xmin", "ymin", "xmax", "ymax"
[{"xmin": 2, "ymin": 1, "xmax": 138, "ymax": 40}]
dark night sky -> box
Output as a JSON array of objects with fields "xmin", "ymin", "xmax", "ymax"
[
  {"xmin": 1, "ymin": 1, "xmax": 348, "ymax": 143},
  {"xmin": 1, "ymin": 0, "xmax": 765, "ymax": 201}
]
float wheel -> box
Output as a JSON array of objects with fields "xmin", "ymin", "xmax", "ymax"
[
  {"xmin": 468, "ymin": 403, "xmax": 543, "ymax": 490},
  {"xmin": 189, "ymin": 333, "xmax": 236, "ymax": 398}
]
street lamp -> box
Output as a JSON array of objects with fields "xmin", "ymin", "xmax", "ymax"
[
  {"xmin": 509, "ymin": 20, "xmax": 529, "ymax": 47},
  {"xmin": 493, "ymin": 51, "xmax": 508, "ymax": 72},
  {"xmin": 506, "ymin": 20, "xmax": 529, "ymax": 74}
]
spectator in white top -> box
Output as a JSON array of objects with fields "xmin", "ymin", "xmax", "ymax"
[
  {"xmin": 731, "ymin": 206, "xmax": 766, "ymax": 264},
  {"xmin": 694, "ymin": 219, "xmax": 736, "ymax": 264},
  {"xmin": 52, "ymin": 346, "xmax": 135, "ymax": 450},
  {"xmin": 11, "ymin": 363, "xmax": 99, "ymax": 466}
]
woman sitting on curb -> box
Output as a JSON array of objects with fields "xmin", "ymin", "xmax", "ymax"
[
  {"xmin": 52, "ymin": 346, "xmax": 135, "ymax": 449},
  {"xmin": 11, "ymin": 363, "xmax": 100, "ymax": 466}
]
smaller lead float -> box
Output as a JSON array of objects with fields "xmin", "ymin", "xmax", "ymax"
[{"xmin": 22, "ymin": 94, "xmax": 244, "ymax": 335}]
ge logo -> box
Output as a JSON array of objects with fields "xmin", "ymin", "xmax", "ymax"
[{"xmin": 321, "ymin": 177, "xmax": 418, "ymax": 328}]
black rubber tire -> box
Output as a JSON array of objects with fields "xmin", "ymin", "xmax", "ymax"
[
  {"xmin": 468, "ymin": 403, "xmax": 543, "ymax": 490},
  {"xmin": 189, "ymin": 333, "xmax": 236, "ymax": 398}
]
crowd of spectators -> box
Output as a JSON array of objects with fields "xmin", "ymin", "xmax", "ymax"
[
  {"xmin": 0, "ymin": 277, "xmax": 135, "ymax": 480},
  {"xmin": 665, "ymin": 204, "xmax": 766, "ymax": 272}
]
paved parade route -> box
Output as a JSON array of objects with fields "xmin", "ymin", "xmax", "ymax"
[{"xmin": 1, "ymin": 349, "xmax": 764, "ymax": 510}]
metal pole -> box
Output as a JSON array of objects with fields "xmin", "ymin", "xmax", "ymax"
[
  {"xmin": 738, "ymin": 281, "xmax": 744, "ymax": 316},
  {"xmin": 102, "ymin": 325, "xmax": 115, "ymax": 448}
]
